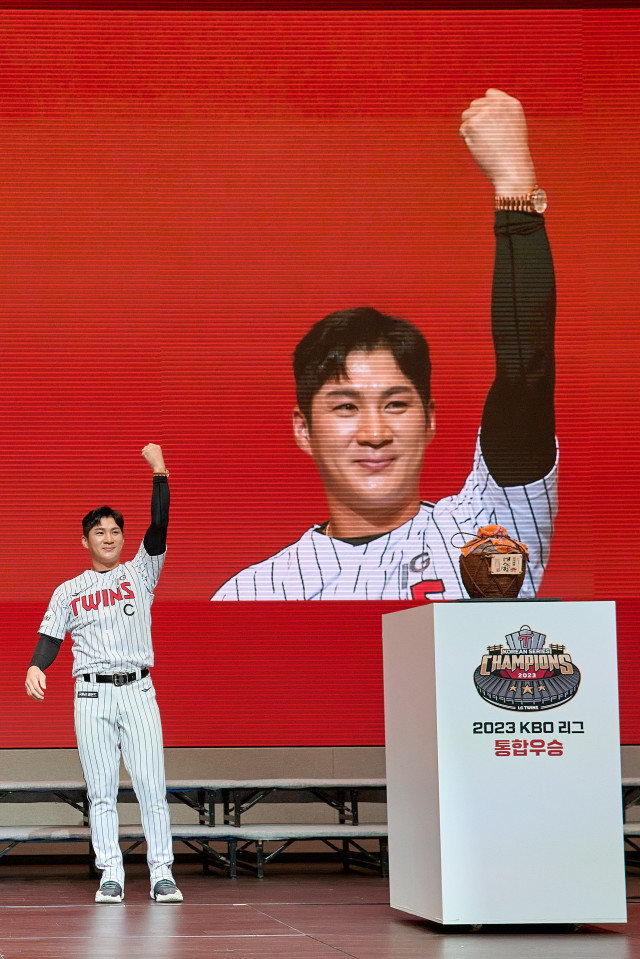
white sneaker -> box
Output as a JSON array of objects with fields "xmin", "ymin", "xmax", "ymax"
[
  {"xmin": 95, "ymin": 881, "xmax": 123, "ymax": 903},
  {"xmin": 151, "ymin": 879, "xmax": 183, "ymax": 903}
]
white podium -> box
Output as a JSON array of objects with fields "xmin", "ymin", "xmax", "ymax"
[{"xmin": 382, "ymin": 600, "xmax": 626, "ymax": 925}]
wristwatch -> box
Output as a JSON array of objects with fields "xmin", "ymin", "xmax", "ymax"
[{"xmin": 495, "ymin": 186, "xmax": 547, "ymax": 214}]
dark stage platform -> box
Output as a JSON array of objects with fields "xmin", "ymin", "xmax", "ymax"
[{"xmin": 0, "ymin": 862, "xmax": 637, "ymax": 959}]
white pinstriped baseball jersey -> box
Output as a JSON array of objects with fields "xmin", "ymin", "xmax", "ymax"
[
  {"xmin": 39, "ymin": 542, "xmax": 165, "ymax": 677},
  {"xmin": 212, "ymin": 437, "xmax": 558, "ymax": 601}
]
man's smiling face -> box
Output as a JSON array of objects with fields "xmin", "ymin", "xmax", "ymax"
[
  {"xmin": 82, "ymin": 516, "xmax": 124, "ymax": 571},
  {"xmin": 293, "ymin": 348, "xmax": 435, "ymax": 534}
]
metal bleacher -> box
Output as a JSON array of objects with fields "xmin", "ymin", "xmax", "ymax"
[
  {"xmin": 622, "ymin": 777, "xmax": 640, "ymax": 866},
  {"xmin": 4, "ymin": 774, "xmax": 638, "ymax": 878},
  {"xmin": 0, "ymin": 779, "xmax": 388, "ymax": 878}
]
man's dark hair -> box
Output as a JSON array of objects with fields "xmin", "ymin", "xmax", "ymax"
[
  {"xmin": 293, "ymin": 306, "xmax": 431, "ymax": 425},
  {"xmin": 82, "ymin": 507, "xmax": 124, "ymax": 540}
]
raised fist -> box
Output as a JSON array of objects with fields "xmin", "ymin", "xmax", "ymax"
[
  {"xmin": 460, "ymin": 89, "xmax": 537, "ymax": 196},
  {"xmin": 141, "ymin": 443, "xmax": 166, "ymax": 474}
]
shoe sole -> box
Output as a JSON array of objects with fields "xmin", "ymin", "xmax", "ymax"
[
  {"xmin": 151, "ymin": 891, "xmax": 183, "ymax": 903},
  {"xmin": 95, "ymin": 892, "xmax": 123, "ymax": 903}
]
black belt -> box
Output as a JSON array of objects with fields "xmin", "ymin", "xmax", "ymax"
[{"xmin": 82, "ymin": 668, "xmax": 149, "ymax": 687}]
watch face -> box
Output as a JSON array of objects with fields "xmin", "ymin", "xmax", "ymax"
[{"xmin": 532, "ymin": 188, "xmax": 548, "ymax": 214}]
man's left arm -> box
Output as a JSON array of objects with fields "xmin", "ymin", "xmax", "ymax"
[
  {"xmin": 460, "ymin": 89, "xmax": 556, "ymax": 486},
  {"xmin": 141, "ymin": 443, "xmax": 170, "ymax": 556}
]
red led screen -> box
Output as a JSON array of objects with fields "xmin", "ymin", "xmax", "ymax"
[{"xmin": 3, "ymin": 9, "xmax": 639, "ymax": 745}]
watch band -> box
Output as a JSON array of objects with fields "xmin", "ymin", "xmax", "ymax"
[{"xmin": 495, "ymin": 186, "xmax": 548, "ymax": 214}]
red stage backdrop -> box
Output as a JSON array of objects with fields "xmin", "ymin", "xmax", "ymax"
[{"xmin": 2, "ymin": 9, "xmax": 639, "ymax": 745}]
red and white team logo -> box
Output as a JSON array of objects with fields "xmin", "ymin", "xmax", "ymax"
[{"xmin": 69, "ymin": 583, "xmax": 135, "ymax": 616}]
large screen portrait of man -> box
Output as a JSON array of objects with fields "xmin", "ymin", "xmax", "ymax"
[{"xmin": 212, "ymin": 90, "xmax": 558, "ymax": 602}]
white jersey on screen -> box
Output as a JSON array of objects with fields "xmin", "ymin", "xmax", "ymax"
[
  {"xmin": 38, "ymin": 542, "xmax": 165, "ymax": 677},
  {"xmin": 212, "ymin": 438, "xmax": 558, "ymax": 601}
]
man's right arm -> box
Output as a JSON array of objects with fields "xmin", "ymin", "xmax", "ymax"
[
  {"xmin": 25, "ymin": 634, "xmax": 63, "ymax": 701},
  {"xmin": 26, "ymin": 589, "xmax": 68, "ymax": 701}
]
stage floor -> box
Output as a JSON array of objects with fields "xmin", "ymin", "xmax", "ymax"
[{"xmin": 1, "ymin": 862, "xmax": 639, "ymax": 958}]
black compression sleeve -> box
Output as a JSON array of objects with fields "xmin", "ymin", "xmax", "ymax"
[
  {"xmin": 480, "ymin": 210, "xmax": 556, "ymax": 487},
  {"xmin": 143, "ymin": 474, "xmax": 169, "ymax": 556},
  {"xmin": 30, "ymin": 633, "xmax": 63, "ymax": 670}
]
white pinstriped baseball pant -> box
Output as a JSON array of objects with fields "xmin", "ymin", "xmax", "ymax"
[{"xmin": 74, "ymin": 675, "xmax": 174, "ymax": 890}]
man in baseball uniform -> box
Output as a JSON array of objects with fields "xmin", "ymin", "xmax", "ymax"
[
  {"xmin": 213, "ymin": 90, "xmax": 557, "ymax": 601},
  {"xmin": 25, "ymin": 444, "xmax": 182, "ymax": 904}
]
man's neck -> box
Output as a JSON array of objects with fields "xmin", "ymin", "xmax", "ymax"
[
  {"xmin": 91, "ymin": 562, "xmax": 121, "ymax": 573},
  {"xmin": 325, "ymin": 498, "xmax": 421, "ymax": 540}
]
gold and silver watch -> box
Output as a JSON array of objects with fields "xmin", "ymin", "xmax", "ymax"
[{"xmin": 495, "ymin": 186, "xmax": 547, "ymax": 214}]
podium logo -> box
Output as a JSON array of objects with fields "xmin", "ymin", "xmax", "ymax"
[{"xmin": 473, "ymin": 625, "xmax": 581, "ymax": 711}]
